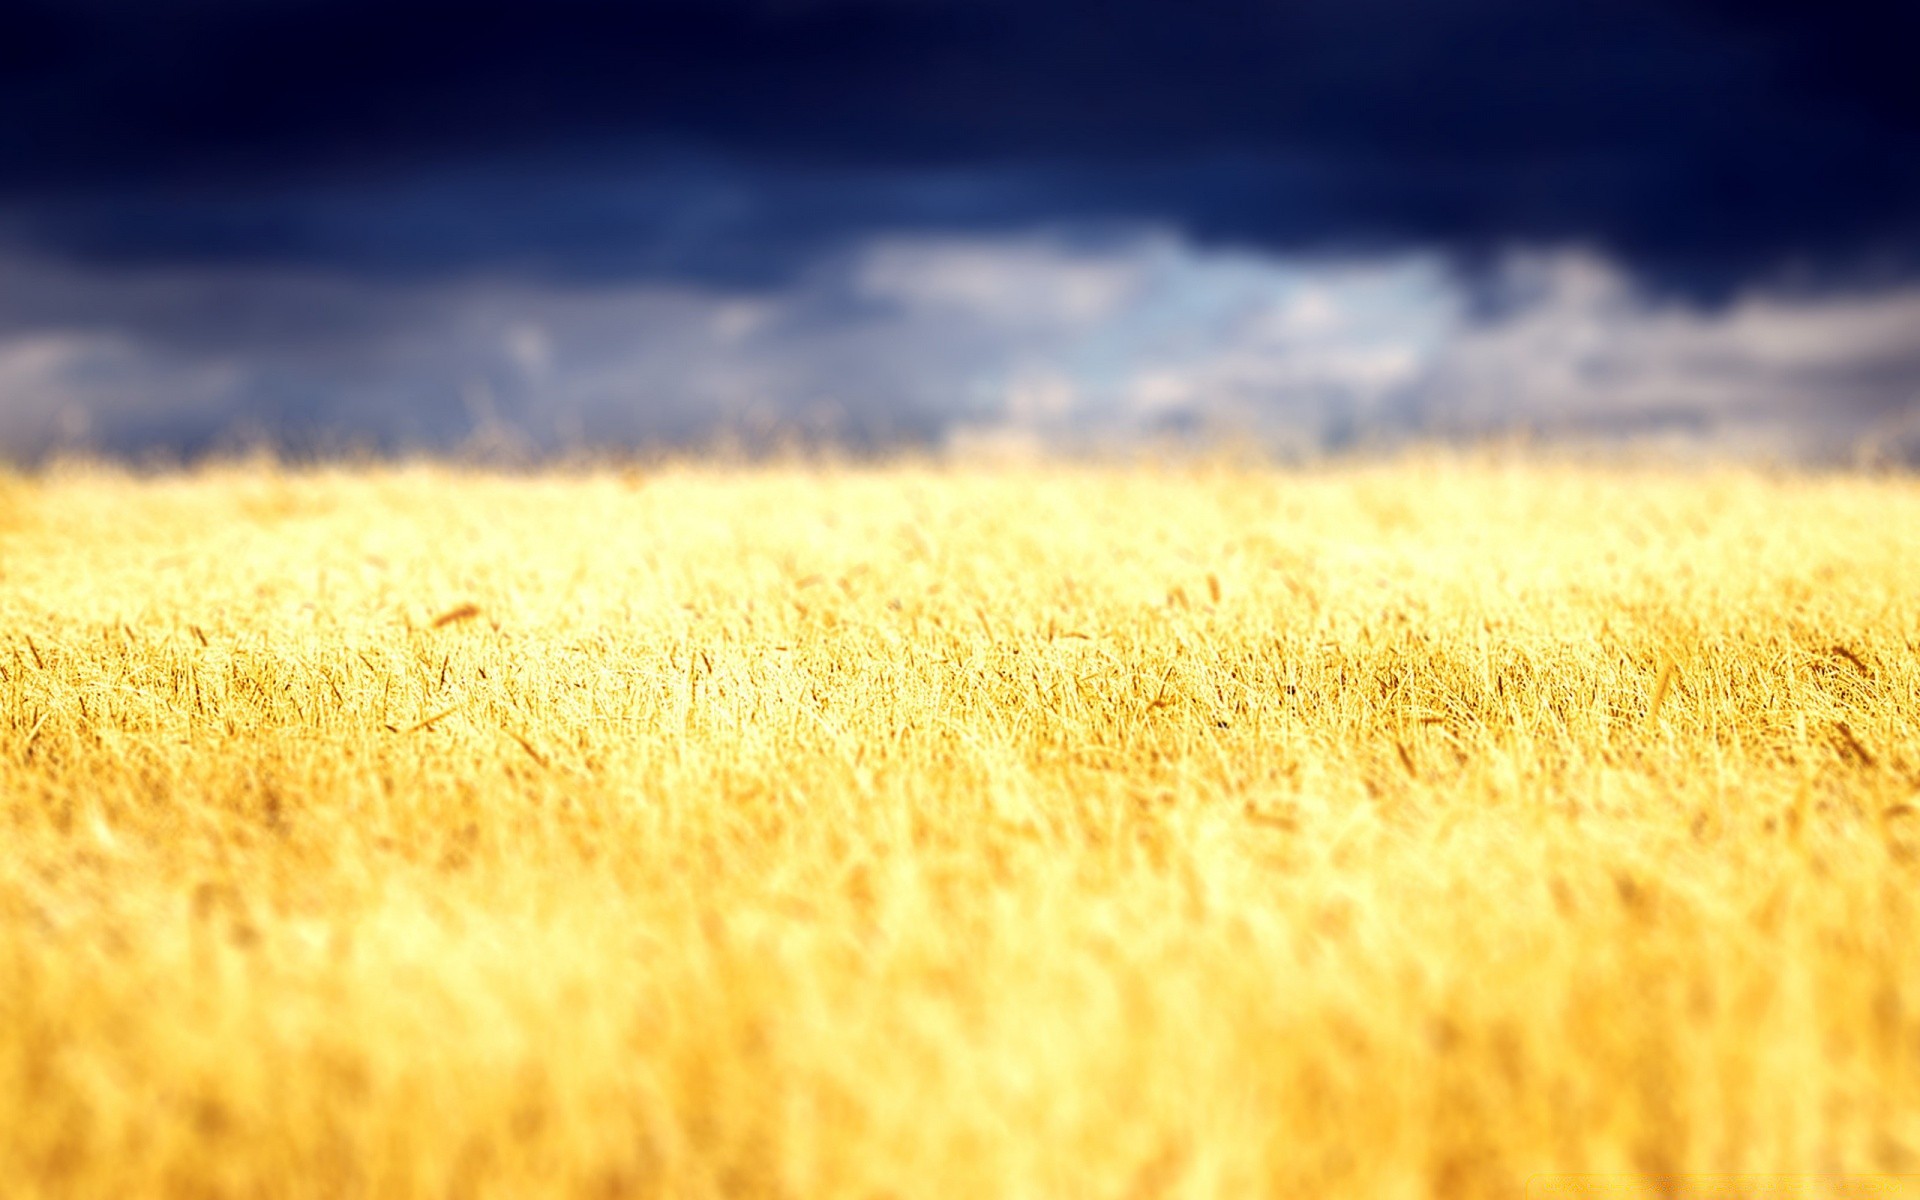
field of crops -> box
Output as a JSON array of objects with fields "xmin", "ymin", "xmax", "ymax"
[{"xmin": 3, "ymin": 458, "xmax": 1918, "ymax": 1198}]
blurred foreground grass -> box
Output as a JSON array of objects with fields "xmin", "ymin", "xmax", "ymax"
[{"xmin": 2, "ymin": 458, "xmax": 1919, "ymax": 1198}]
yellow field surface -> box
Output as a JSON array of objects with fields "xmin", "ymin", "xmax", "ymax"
[{"xmin": 3, "ymin": 459, "xmax": 1919, "ymax": 1198}]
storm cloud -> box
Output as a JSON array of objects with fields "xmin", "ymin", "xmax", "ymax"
[
  {"xmin": 7, "ymin": 0, "xmax": 1919, "ymax": 290},
  {"xmin": 2, "ymin": 0, "xmax": 1917, "ymax": 458}
]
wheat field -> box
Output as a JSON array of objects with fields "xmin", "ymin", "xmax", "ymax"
[{"xmin": 2, "ymin": 457, "xmax": 1918, "ymax": 1199}]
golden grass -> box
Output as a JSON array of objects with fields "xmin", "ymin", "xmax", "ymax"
[{"xmin": 2, "ymin": 457, "xmax": 1919, "ymax": 1198}]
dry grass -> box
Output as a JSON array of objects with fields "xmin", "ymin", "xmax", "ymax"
[{"xmin": 2, "ymin": 457, "xmax": 1919, "ymax": 1198}]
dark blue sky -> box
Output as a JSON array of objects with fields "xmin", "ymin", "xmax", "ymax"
[
  {"xmin": 3, "ymin": 0, "xmax": 1919, "ymax": 457},
  {"xmin": 9, "ymin": 0, "xmax": 1920, "ymax": 289}
]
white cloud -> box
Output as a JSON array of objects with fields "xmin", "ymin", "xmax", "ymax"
[
  {"xmin": 1109, "ymin": 260, "xmax": 1445, "ymax": 438},
  {"xmin": 1415, "ymin": 250, "xmax": 1920, "ymax": 458},
  {"xmin": 854, "ymin": 235, "xmax": 1149, "ymax": 328},
  {"xmin": 0, "ymin": 329, "xmax": 245, "ymax": 452},
  {"xmin": 1, "ymin": 238, "xmax": 1917, "ymax": 461},
  {"xmin": 503, "ymin": 323, "xmax": 552, "ymax": 380},
  {"xmin": 0, "ymin": 333, "xmax": 101, "ymax": 445}
]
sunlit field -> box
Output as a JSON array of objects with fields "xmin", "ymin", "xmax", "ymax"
[{"xmin": 3, "ymin": 457, "xmax": 1919, "ymax": 1198}]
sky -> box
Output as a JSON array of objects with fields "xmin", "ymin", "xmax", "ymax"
[{"xmin": 3, "ymin": 0, "xmax": 1919, "ymax": 460}]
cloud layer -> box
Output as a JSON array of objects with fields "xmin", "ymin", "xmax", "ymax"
[
  {"xmin": 7, "ymin": 0, "xmax": 1919, "ymax": 294},
  {"xmin": 4, "ymin": 236, "xmax": 1916, "ymax": 462},
  {"xmin": 6, "ymin": 1, "xmax": 1918, "ymax": 459}
]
